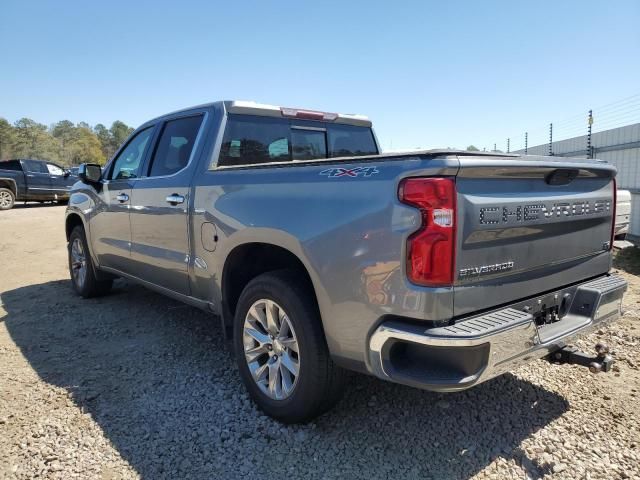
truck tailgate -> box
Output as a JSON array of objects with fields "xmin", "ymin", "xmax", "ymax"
[{"xmin": 453, "ymin": 156, "xmax": 615, "ymax": 317}]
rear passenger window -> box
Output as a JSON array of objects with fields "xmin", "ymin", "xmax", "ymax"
[
  {"xmin": 219, "ymin": 116, "xmax": 290, "ymax": 166},
  {"xmin": 23, "ymin": 160, "xmax": 48, "ymax": 173},
  {"xmin": 148, "ymin": 115, "xmax": 204, "ymax": 177}
]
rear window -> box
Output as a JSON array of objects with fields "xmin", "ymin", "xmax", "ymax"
[
  {"xmin": 218, "ymin": 115, "xmax": 377, "ymax": 167},
  {"xmin": 291, "ymin": 129, "xmax": 327, "ymax": 160}
]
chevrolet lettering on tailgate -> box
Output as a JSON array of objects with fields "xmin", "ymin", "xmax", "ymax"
[{"xmin": 479, "ymin": 199, "xmax": 611, "ymax": 225}]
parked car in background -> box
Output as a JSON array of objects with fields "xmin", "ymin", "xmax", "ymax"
[
  {"xmin": 65, "ymin": 101, "xmax": 626, "ymax": 423},
  {"xmin": 615, "ymin": 189, "xmax": 631, "ymax": 237},
  {"xmin": 0, "ymin": 159, "xmax": 76, "ymax": 210}
]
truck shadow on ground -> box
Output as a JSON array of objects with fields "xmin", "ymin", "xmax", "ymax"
[
  {"xmin": 2, "ymin": 279, "xmax": 569, "ymax": 480},
  {"xmin": 613, "ymin": 247, "xmax": 640, "ymax": 276}
]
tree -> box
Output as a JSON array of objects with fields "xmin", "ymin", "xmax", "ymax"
[
  {"xmin": 51, "ymin": 120, "xmax": 77, "ymax": 164},
  {"xmin": 12, "ymin": 118, "xmax": 61, "ymax": 162},
  {"xmin": 110, "ymin": 121, "xmax": 133, "ymax": 151},
  {"xmin": 51, "ymin": 120, "xmax": 75, "ymax": 141},
  {"xmin": 0, "ymin": 118, "xmax": 16, "ymax": 160},
  {"xmin": 0, "ymin": 117, "xmax": 133, "ymax": 165},
  {"xmin": 67, "ymin": 126, "xmax": 105, "ymax": 165},
  {"xmin": 466, "ymin": 145, "xmax": 479, "ymax": 151},
  {"xmin": 93, "ymin": 123, "xmax": 112, "ymax": 158}
]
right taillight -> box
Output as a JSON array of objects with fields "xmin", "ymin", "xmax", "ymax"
[
  {"xmin": 610, "ymin": 178, "xmax": 617, "ymax": 250},
  {"xmin": 399, "ymin": 177, "xmax": 456, "ymax": 287}
]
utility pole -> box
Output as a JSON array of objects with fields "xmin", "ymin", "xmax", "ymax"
[
  {"xmin": 507, "ymin": 138, "xmax": 510, "ymax": 153},
  {"xmin": 587, "ymin": 110, "xmax": 593, "ymax": 159},
  {"xmin": 549, "ymin": 123, "xmax": 553, "ymax": 156},
  {"xmin": 525, "ymin": 132, "xmax": 528, "ymax": 154},
  {"xmin": 493, "ymin": 143, "xmax": 497, "ymax": 152}
]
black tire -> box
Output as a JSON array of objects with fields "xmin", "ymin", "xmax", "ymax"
[
  {"xmin": 233, "ymin": 270, "xmax": 346, "ymax": 423},
  {"xmin": 68, "ymin": 226, "xmax": 113, "ymax": 298},
  {"xmin": 0, "ymin": 188, "xmax": 15, "ymax": 210}
]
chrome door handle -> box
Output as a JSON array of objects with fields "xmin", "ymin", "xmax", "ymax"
[
  {"xmin": 166, "ymin": 194, "xmax": 185, "ymax": 205},
  {"xmin": 116, "ymin": 193, "xmax": 129, "ymax": 203}
]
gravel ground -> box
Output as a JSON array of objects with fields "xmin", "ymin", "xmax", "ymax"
[{"xmin": 0, "ymin": 205, "xmax": 639, "ymax": 480}]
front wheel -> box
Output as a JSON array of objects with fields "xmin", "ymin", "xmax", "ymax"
[
  {"xmin": 233, "ymin": 270, "xmax": 345, "ymax": 423},
  {"xmin": 0, "ymin": 188, "xmax": 15, "ymax": 210},
  {"xmin": 68, "ymin": 226, "xmax": 113, "ymax": 298}
]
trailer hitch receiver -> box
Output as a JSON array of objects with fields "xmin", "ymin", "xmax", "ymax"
[{"xmin": 551, "ymin": 343, "xmax": 614, "ymax": 373}]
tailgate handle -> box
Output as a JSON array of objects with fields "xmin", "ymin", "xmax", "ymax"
[{"xmin": 546, "ymin": 169, "xmax": 578, "ymax": 186}]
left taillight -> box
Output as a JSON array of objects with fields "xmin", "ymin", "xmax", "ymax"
[{"xmin": 399, "ymin": 177, "xmax": 457, "ymax": 287}]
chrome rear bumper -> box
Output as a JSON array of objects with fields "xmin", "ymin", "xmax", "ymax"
[{"xmin": 368, "ymin": 274, "xmax": 627, "ymax": 392}]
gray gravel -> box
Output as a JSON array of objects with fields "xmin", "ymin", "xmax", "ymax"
[{"xmin": 1, "ymin": 206, "xmax": 639, "ymax": 480}]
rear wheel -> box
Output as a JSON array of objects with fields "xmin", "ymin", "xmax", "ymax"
[
  {"xmin": 233, "ymin": 270, "xmax": 346, "ymax": 423},
  {"xmin": 0, "ymin": 188, "xmax": 15, "ymax": 210},
  {"xmin": 68, "ymin": 226, "xmax": 113, "ymax": 298}
]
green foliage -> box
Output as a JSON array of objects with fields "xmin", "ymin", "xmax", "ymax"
[
  {"xmin": 466, "ymin": 145, "xmax": 479, "ymax": 151},
  {"xmin": 12, "ymin": 118, "xmax": 61, "ymax": 162},
  {"xmin": 0, "ymin": 117, "xmax": 135, "ymax": 166},
  {"xmin": 0, "ymin": 118, "xmax": 16, "ymax": 160}
]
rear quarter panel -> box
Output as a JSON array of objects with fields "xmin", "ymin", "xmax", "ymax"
[{"xmin": 191, "ymin": 156, "xmax": 459, "ymax": 367}]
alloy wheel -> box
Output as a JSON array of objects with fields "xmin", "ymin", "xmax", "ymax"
[
  {"xmin": 0, "ymin": 191, "xmax": 12, "ymax": 208},
  {"xmin": 70, "ymin": 238, "xmax": 87, "ymax": 288},
  {"xmin": 243, "ymin": 299, "xmax": 300, "ymax": 400}
]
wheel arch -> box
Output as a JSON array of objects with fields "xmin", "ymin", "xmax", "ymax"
[
  {"xmin": 0, "ymin": 178, "xmax": 17, "ymax": 196},
  {"xmin": 65, "ymin": 212, "xmax": 85, "ymax": 241},
  {"xmin": 220, "ymin": 242, "xmax": 320, "ymax": 337}
]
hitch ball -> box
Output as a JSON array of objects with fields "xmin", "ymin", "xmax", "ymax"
[
  {"xmin": 595, "ymin": 342, "xmax": 610, "ymax": 355},
  {"xmin": 589, "ymin": 362, "xmax": 603, "ymax": 374}
]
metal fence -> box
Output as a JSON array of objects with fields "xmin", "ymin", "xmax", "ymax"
[
  {"xmin": 489, "ymin": 93, "xmax": 640, "ymax": 241},
  {"xmin": 514, "ymin": 122, "xmax": 640, "ymax": 190},
  {"xmin": 495, "ymin": 93, "xmax": 640, "ymax": 159}
]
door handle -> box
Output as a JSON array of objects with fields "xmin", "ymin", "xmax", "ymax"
[
  {"xmin": 166, "ymin": 194, "xmax": 185, "ymax": 205},
  {"xmin": 116, "ymin": 193, "xmax": 129, "ymax": 203}
]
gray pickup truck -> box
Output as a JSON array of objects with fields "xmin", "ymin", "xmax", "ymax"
[{"xmin": 65, "ymin": 100, "xmax": 627, "ymax": 423}]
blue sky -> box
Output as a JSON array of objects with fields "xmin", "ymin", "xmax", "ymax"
[{"xmin": 1, "ymin": 0, "xmax": 639, "ymax": 151}]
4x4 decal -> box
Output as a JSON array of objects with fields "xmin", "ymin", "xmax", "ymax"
[{"xmin": 319, "ymin": 166, "xmax": 379, "ymax": 178}]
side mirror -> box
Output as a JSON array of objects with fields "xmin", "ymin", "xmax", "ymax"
[
  {"xmin": 63, "ymin": 170, "xmax": 71, "ymax": 178},
  {"xmin": 78, "ymin": 163, "xmax": 102, "ymax": 184}
]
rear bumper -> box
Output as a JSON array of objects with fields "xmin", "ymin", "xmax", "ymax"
[{"xmin": 368, "ymin": 274, "xmax": 627, "ymax": 392}]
